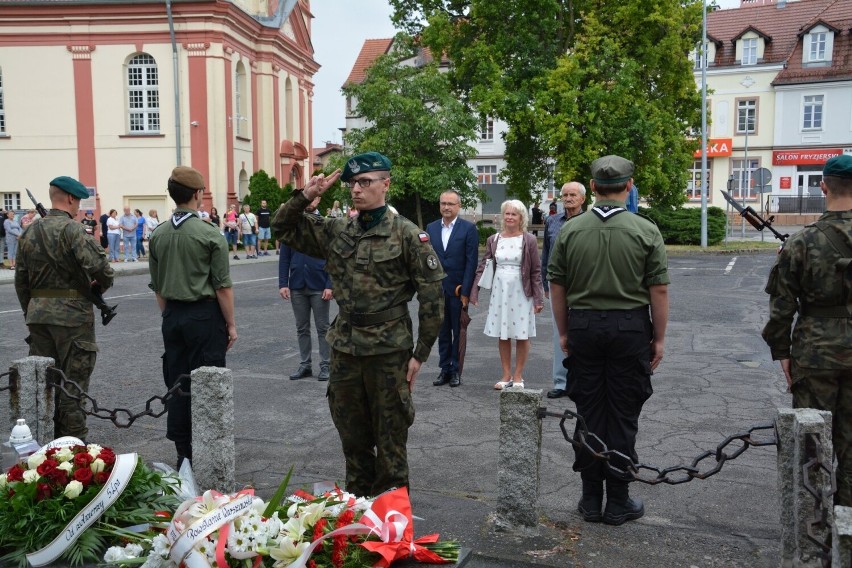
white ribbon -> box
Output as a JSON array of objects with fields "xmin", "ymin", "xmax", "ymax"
[
  {"xmin": 26, "ymin": 453, "xmax": 138, "ymax": 567},
  {"xmin": 38, "ymin": 437, "xmax": 84, "ymax": 452},
  {"xmin": 167, "ymin": 492, "xmax": 255, "ymax": 567}
]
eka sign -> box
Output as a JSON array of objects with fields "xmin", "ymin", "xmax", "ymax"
[{"xmin": 694, "ymin": 138, "xmax": 733, "ymax": 158}]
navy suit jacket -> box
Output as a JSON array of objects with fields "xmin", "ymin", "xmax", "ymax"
[
  {"xmin": 426, "ymin": 217, "xmax": 479, "ymax": 298},
  {"xmin": 278, "ymin": 243, "xmax": 332, "ymax": 291}
]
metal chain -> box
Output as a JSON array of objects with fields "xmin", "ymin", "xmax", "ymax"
[
  {"xmin": 539, "ymin": 407, "xmax": 777, "ymax": 485},
  {"xmin": 801, "ymin": 432, "xmax": 836, "ymax": 565},
  {"xmin": 46, "ymin": 367, "xmax": 189, "ymax": 428},
  {"xmin": 0, "ymin": 371, "xmax": 14, "ymax": 393}
]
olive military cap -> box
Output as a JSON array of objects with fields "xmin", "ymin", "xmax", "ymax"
[
  {"xmin": 341, "ymin": 152, "xmax": 392, "ymax": 182},
  {"xmin": 170, "ymin": 166, "xmax": 206, "ymax": 190},
  {"xmin": 591, "ymin": 155, "xmax": 635, "ymax": 184},
  {"xmin": 823, "ymin": 155, "xmax": 852, "ymax": 179},
  {"xmin": 49, "ymin": 176, "xmax": 89, "ymax": 200}
]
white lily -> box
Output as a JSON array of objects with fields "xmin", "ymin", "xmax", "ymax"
[
  {"xmin": 185, "ymin": 490, "xmax": 230, "ymax": 520},
  {"xmin": 269, "ymin": 539, "xmax": 310, "ymax": 567}
]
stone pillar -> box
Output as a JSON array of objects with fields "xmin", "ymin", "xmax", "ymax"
[
  {"xmin": 191, "ymin": 367, "xmax": 235, "ymax": 492},
  {"xmin": 776, "ymin": 407, "xmax": 834, "ymax": 567},
  {"xmin": 496, "ymin": 388, "xmax": 542, "ymax": 530},
  {"xmin": 10, "ymin": 357, "xmax": 55, "ymax": 444},
  {"xmin": 833, "ymin": 506, "xmax": 852, "ymax": 568}
]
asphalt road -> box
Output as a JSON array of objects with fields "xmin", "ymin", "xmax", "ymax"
[{"xmin": 0, "ymin": 251, "xmax": 789, "ymax": 567}]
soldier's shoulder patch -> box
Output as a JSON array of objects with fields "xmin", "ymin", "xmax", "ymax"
[
  {"xmin": 426, "ymin": 253, "xmax": 439, "ymax": 270},
  {"xmin": 419, "ymin": 232, "xmax": 430, "ymax": 242}
]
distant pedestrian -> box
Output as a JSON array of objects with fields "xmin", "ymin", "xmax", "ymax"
[
  {"xmin": 531, "ymin": 201, "xmax": 543, "ymax": 236},
  {"xmin": 81, "ymin": 210, "xmax": 98, "ymax": 239},
  {"xmin": 134, "ymin": 209, "xmax": 146, "ymax": 258},
  {"xmin": 762, "ymin": 154, "xmax": 852, "ymax": 507},
  {"xmin": 106, "ymin": 210, "xmax": 121, "ymax": 262},
  {"xmin": 99, "ymin": 211, "xmax": 110, "ymax": 251},
  {"xmin": 279, "ymin": 195, "xmax": 332, "ymax": 382},
  {"xmin": 240, "ymin": 204, "xmax": 258, "ymax": 259},
  {"xmin": 225, "ymin": 204, "xmax": 240, "ymax": 259},
  {"xmin": 119, "ymin": 206, "xmax": 137, "ymax": 262},
  {"xmin": 329, "ymin": 200, "xmax": 344, "ymax": 218},
  {"xmin": 4, "ymin": 210, "xmax": 22, "ymax": 270},
  {"xmin": 256, "ymin": 199, "xmax": 272, "ymax": 256},
  {"xmin": 210, "ymin": 207, "xmax": 220, "ymax": 230},
  {"xmin": 19, "ymin": 210, "xmax": 37, "ymax": 230},
  {"xmin": 146, "ymin": 209, "xmax": 160, "ymax": 239}
]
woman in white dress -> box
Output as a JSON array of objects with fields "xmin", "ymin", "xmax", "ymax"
[{"xmin": 471, "ymin": 199, "xmax": 545, "ymax": 389}]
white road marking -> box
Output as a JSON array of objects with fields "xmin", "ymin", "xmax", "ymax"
[{"xmin": 725, "ymin": 257, "xmax": 738, "ymax": 274}]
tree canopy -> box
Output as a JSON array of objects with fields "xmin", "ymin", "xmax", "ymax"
[
  {"xmin": 342, "ymin": 39, "xmax": 481, "ymax": 227},
  {"xmin": 389, "ymin": 0, "xmax": 704, "ymax": 207}
]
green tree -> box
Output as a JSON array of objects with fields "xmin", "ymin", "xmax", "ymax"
[
  {"xmin": 342, "ymin": 39, "xmax": 481, "ymax": 227},
  {"xmin": 242, "ymin": 170, "xmax": 290, "ymax": 211},
  {"xmin": 389, "ymin": 0, "xmax": 704, "ymax": 206}
]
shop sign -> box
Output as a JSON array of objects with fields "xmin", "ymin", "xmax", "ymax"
[
  {"xmin": 779, "ymin": 177, "xmax": 792, "ymax": 189},
  {"xmin": 772, "ymin": 149, "xmax": 842, "ymax": 165},
  {"xmin": 694, "ymin": 138, "xmax": 733, "ymax": 158}
]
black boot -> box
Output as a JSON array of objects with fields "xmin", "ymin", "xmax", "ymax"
[
  {"xmin": 175, "ymin": 441, "xmax": 193, "ymax": 470},
  {"xmin": 603, "ymin": 479, "xmax": 644, "ymax": 526},
  {"xmin": 577, "ymin": 478, "xmax": 604, "ymax": 522}
]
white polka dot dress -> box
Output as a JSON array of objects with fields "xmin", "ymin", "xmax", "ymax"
[{"xmin": 483, "ymin": 235, "xmax": 536, "ymax": 340}]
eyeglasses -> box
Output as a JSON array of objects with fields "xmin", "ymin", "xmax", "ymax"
[
  {"xmin": 346, "ymin": 177, "xmax": 388, "ymax": 189},
  {"xmin": 440, "ymin": 201, "xmax": 460, "ymax": 207}
]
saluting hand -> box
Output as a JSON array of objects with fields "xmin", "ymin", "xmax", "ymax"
[{"xmin": 303, "ymin": 169, "xmax": 342, "ymax": 201}]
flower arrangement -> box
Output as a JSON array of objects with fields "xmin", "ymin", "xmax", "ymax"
[
  {"xmin": 103, "ymin": 473, "xmax": 458, "ymax": 568},
  {"xmin": 0, "ymin": 442, "xmax": 180, "ymax": 568}
]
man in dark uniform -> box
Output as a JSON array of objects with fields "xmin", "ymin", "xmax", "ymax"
[
  {"xmin": 148, "ymin": 166, "xmax": 237, "ymax": 467},
  {"xmin": 762, "ymin": 154, "xmax": 852, "ymax": 506},
  {"xmin": 271, "ymin": 151, "xmax": 445, "ymax": 497},
  {"xmin": 15, "ymin": 176, "xmax": 114, "ymax": 440},
  {"xmin": 549, "ymin": 155, "xmax": 669, "ymax": 525}
]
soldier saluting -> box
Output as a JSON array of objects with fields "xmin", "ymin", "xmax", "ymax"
[
  {"xmin": 14, "ymin": 176, "xmax": 114, "ymax": 441},
  {"xmin": 271, "ymin": 152, "xmax": 445, "ymax": 498}
]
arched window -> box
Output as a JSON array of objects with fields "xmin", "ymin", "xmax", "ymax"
[
  {"xmin": 235, "ymin": 62, "xmax": 248, "ymax": 137},
  {"xmin": 0, "ymin": 68, "xmax": 6, "ymax": 134},
  {"xmin": 127, "ymin": 54, "xmax": 160, "ymax": 133},
  {"xmin": 238, "ymin": 169, "xmax": 249, "ymax": 201}
]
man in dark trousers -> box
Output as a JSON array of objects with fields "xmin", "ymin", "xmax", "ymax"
[
  {"xmin": 549, "ymin": 155, "xmax": 669, "ymax": 526},
  {"xmin": 426, "ymin": 190, "xmax": 478, "ymax": 387}
]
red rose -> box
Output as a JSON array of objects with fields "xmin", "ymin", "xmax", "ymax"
[
  {"xmin": 47, "ymin": 469, "xmax": 68, "ymax": 485},
  {"xmin": 98, "ymin": 450, "xmax": 116, "ymax": 466},
  {"xmin": 36, "ymin": 459, "xmax": 59, "ymax": 477},
  {"xmin": 6, "ymin": 465, "xmax": 24, "ymax": 482},
  {"xmin": 36, "ymin": 483, "xmax": 52, "ymax": 502},
  {"xmin": 73, "ymin": 452, "xmax": 94, "ymax": 468},
  {"xmin": 73, "ymin": 467, "xmax": 93, "ymax": 486},
  {"xmin": 94, "ymin": 472, "xmax": 110, "ymax": 485}
]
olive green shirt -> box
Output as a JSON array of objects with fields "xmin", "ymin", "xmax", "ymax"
[
  {"xmin": 548, "ymin": 199, "xmax": 669, "ymax": 309},
  {"xmin": 148, "ymin": 208, "xmax": 232, "ymax": 301}
]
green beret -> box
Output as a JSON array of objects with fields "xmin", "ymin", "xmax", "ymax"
[
  {"xmin": 591, "ymin": 155, "xmax": 635, "ymax": 184},
  {"xmin": 49, "ymin": 176, "xmax": 89, "ymax": 200},
  {"xmin": 341, "ymin": 152, "xmax": 392, "ymax": 182},
  {"xmin": 170, "ymin": 166, "xmax": 206, "ymax": 190},
  {"xmin": 823, "ymin": 154, "xmax": 852, "ymax": 179}
]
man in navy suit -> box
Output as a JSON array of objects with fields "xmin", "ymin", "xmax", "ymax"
[
  {"xmin": 279, "ymin": 195, "xmax": 333, "ymax": 381},
  {"xmin": 426, "ymin": 190, "xmax": 479, "ymax": 387}
]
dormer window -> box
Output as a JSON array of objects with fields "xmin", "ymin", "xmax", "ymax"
[
  {"xmin": 742, "ymin": 38, "xmax": 757, "ymax": 65},
  {"xmin": 803, "ymin": 24, "xmax": 835, "ymax": 65},
  {"xmin": 809, "ymin": 32, "xmax": 826, "ymax": 60}
]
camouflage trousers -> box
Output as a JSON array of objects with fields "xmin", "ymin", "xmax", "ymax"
[
  {"xmin": 791, "ymin": 360, "xmax": 852, "ymax": 507},
  {"xmin": 327, "ymin": 349, "xmax": 415, "ymax": 498},
  {"xmin": 27, "ymin": 323, "xmax": 98, "ymax": 441}
]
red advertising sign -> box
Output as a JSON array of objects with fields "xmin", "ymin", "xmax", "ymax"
[
  {"xmin": 694, "ymin": 138, "xmax": 733, "ymax": 158},
  {"xmin": 772, "ymin": 149, "xmax": 842, "ymax": 165},
  {"xmin": 779, "ymin": 177, "xmax": 792, "ymax": 189}
]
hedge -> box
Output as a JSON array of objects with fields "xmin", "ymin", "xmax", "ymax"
[{"xmin": 640, "ymin": 206, "xmax": 726, "ymax": 245}]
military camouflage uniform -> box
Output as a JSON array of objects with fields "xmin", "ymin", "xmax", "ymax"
[
  {"xmin": 272, "ymin": 192, "xmax": 445, "ymax": 497},
  {"xmin": 14, "ymin": 209, "xmax": 114, "ymax": 440},
  {"xmin": 762, "ymin": 210, "xmax": 852, "ymax": 505}
]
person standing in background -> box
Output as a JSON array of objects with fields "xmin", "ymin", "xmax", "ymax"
[
  {"xmin": 119, "ymin": 206, "xmax": 138, "ymax": 262},
  {"xmin": 256, "ymin": 200, "xmax": 272, "ymax": 256},
  {"xmin": 81, "ymin": 210, "xmax": 98, "ymax": 239},
  {"xmin": 134, "ymin": 209, "xmax": 146, "ymax": 259}
]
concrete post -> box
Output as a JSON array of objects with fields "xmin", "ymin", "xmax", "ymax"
[
  {"xmin": 833, "ymin": 506, "xmax": 852, "ymax": 568},
  {"xmin": 496, "ymin": 387, "xmax": 542, "ymax": 530},
  {"xmin": 191, "ymin": 366, "xmax": 235, "ymax": 493},
  {"xmin": 9, "ymin": 357, "xmax": 55, "ymax": 444},
  {"xmin": 776, "ymin": 407, "xmax": 834, "ymax": 567}
]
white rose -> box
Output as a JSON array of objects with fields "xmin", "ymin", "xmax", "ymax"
[
  {"xmin": 0, "ymin": 473, "xmax": 7, "ymax": 490},
  {"xmin": 90, "ymin": 458, "xmax": 106, "ymax": 474},
  {"xmin": 87, "ymin": 444, "xmax": 103, "ymax": 458},
  {"xmin": 55, "ymin": 447, "xmax": 74, "ymax": 463},
  {"xmin": 64, "ymin": 480, "xmax": 84, "ymax": 499},
  {"xmin": 103, "ymin": 546, "xmax": 126, "ymax": 563},
  {"xmin": 57, "ymin": 461, "xmax": 73, "ymax": 472},
  {"xmin": 23, "ymin": 469, "xmax": 39, "ymax": 484},
  {"xmin": 27, "ymin": 452, "xmax": 47, "ymax": 470}
]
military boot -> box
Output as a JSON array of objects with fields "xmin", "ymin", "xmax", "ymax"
[
  {"xmin": 603, "ymin": 479, "xmax": 644, "ymax": 526},
  {"xmin": 577, "ymin": 477, "xmax": 604, "ymax": 522},
  {"xmin": 175, "ymin": 441, "xmax": 193, "ymax": 470}
]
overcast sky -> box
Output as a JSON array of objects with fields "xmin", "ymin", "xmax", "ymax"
[{"xmin": 310, "ymin": 0, "xmax": 742, "ymax": 146}]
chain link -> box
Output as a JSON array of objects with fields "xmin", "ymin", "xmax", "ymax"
[
  {"xmin": 539, "ymin": 407, "xmax": 777, "ymax": 485},
  {"xmin": 0, "ymin": 371, "xmax": 14, "ymax": 393},
  {"xmin": 801, "ymin": 432, "xmax": 836, "ymax": 565},
  {"xmin": 45, "ymin": 367, "xmax": 189, "ymax": 428}
]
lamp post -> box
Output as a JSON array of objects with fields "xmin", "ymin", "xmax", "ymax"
[
  {"xmin": 725, "ymin": 175, "xmax": 734, "ymax": 244},
  {"xmin": 699, "ymin": 0, "xmax": 709, "ymax": 248},
  {"xmin": 740, "ymin": 75, "xmax": 755, "ymax": 239}
]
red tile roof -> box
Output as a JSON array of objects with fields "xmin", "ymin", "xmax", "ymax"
[{"xmin": 343, "ymin": 38, "xmax": 393, "ymax": 87}]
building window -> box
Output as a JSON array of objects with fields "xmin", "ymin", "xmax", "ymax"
[
  {"xmin": 479, "ymin": 117, "xmax": 494, "ymax": 142},
  {"xmin": 3, "ymin": 192, "xmax": 20, "ymax": 210},
  {"xmin": 127, "ymin": 54, "xmax": 160, "ymax": 133},
  {"xmin": 477, "ymin": 165, "xmax": 498, "ymax": 185},
  {"xmin": 0, "ymin": 68, "xmax": 5, "ymax": 134},
  {"xmin": 736, "ymin": 99, "xmax": 757, "ymax": 134},
  {"xmin": 686, "ymin": 160, "xmax": 710, "ymax": 201},
  {"xmin": 693, "ymin": 44, "xmax": 707, "ymax": 70},
  {"xmin": 809, "ymin": 32, "xmax": 826, "ymax": 61},
  {"xmin": 802, "ymin": 95, "xmax": 823, "ymax": 130},
  {"xmin": 235, "ymin": 62, "xmax": 248, "ymax": 137},
  {"xmin": 732, "ymin": 158, "xmax": 759, "ymax": 201},
  {"xmin": 741, "ymin": 38, "xmax": 757, "ymax": 65}
]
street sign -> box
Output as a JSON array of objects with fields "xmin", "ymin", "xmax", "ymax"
[{"xmin": 752, "ymin": 167, "xmax": 772, "ymax": 187}]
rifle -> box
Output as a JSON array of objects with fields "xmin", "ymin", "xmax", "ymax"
[
  {"xmin": 25, "ymin": 188, "xmax": 118, "ymax": 325},
  {"xmin": 721, "ymin": 190, "xmax": 789, "ymax": 243}
]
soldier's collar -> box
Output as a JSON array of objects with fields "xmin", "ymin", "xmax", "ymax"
[{"xmin": 49, "ymin": 209, "xmax": 73, "ymax": 219}]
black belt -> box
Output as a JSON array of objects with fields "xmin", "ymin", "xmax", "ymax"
[
  {"xmin": 31, "ymin": 289, "xmax": 81, "ymax": 298},
  {"xmin": 570, "ymin": 306, "xmax": 649, "ymax": 316},
  {"xmin": 165, "ymin": 298, "xmax": 216, "ymax": 306},
  {"xmin": 800, "ymin": 305, "xmax": 852, "ymax": 318},
  {"xmin": 339, "ymin": 304, "xmax": 408, "ymax": 327}
]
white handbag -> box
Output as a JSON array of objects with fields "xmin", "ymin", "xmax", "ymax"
[{"xmin": 479, "ymin": 259, "xmax": 495, "ymax": 289}]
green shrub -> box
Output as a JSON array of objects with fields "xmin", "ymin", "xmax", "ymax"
[
  {"xmin": 476, "ymin": 221, "xmax": 497, "ymax": 246},
  {"xmin": 640, "ymin": 206, "xmax": 726, "ymax": 245}
]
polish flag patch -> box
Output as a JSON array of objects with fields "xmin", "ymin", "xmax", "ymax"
[{"xmin": 419, "ymin": 233, "xmax": 430, "ymax": 242}]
